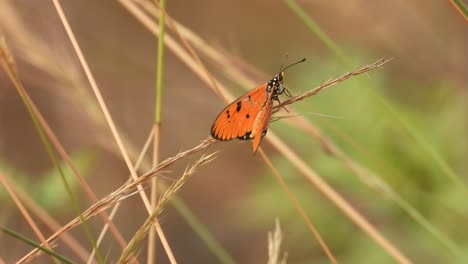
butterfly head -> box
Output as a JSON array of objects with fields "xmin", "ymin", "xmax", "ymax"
[{"xmin": 278, "ymin": 72, "xmax": 285, "ymax": 83}]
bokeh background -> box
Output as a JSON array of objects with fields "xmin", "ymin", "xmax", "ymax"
[{"xmin": 0, "ymin": 0, "xmax": 467, "ymax": 263}]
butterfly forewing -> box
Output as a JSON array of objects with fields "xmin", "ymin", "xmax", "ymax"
[{"xmin": 211, "ymin": 84, "xmax": 271, "ymax": 141}]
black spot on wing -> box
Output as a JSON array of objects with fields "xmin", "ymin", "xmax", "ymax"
[
  {"xmin": 236, "ymin": 101, "xmax": 242, "ymax": 112},
  {"xmin": 246, "ymin": 114, "xmax": 250, "ymax": 119}
]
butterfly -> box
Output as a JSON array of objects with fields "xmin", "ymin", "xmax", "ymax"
[{"xmin": 211, "ymin": 58, "xmax": 305, "ymax": 154}]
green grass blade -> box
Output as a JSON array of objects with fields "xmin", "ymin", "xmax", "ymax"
[
  {"xmin": 451, "ymin": 0, "xmax": 468, "ymax": 18},
  {"xmin": 1, "ymin": 225, "xmax": 76, "ymax": 264},
  {"xmin": 154, "ymin": 0, "xmax": 166, "ymax": 124}
]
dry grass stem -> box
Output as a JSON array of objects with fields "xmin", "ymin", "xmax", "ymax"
[{"xmin": 267, "ymin": 220, "xmax": 287, "ymax": 264}]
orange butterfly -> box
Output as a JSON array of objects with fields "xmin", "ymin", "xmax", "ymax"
[{"xmin": 211, "ymin": 58, "xmax": 305, "ymax": 154}]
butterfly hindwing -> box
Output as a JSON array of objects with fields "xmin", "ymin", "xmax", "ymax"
[
  {"xmin": 211, "ymin": 84, "xmax": 271, "ymax": 141},
  {"xmin": 252, "ymin": 92, "xmax": 274, "ymax": 153}
]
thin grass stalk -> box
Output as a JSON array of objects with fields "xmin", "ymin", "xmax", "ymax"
[
  {"xmin": 148, "ymin": 0, "xmax": 167, "ymax": 262},
  {"xmin": 0, "ymin": 172, "xmax": 58, "ymax": 264},
  {"xmin": 258, "ymin": 150, "xmax": 337, "ymax": 264},
  {"xmin": 49, "ymin": 0, "xmax": 177, "ymax": 262},
  {"xmin": 0, "ymin": 38, "xmax": 104, "ymax": 264}
]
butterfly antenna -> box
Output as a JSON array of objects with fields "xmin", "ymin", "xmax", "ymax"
[
  {"xmin": 281, "ymin": 58, "xmax": 306, "ymax": 72},
  {"xmin": 279, "ymin": 53, "xmax": 290, "ymax": 72}
]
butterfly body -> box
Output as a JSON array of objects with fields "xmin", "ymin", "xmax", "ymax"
[{"xmin": 210, "ymin": 58, "xmax": 305, "ymax": 154}]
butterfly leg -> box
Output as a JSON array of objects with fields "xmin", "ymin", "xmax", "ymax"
[
  {"xmin": 283, "ymin": 87, "xmax": 292, "ymax": 97},
  {"xmin": 273, "ymin": 95, "xmax": 290, "ymax": 113}
]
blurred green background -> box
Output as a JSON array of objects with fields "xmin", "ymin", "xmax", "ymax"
[{"xmin": 0, "ymin": 0, "xmax": 467, "ymax": 263}]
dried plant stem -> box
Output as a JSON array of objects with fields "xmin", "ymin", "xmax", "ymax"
[
  {"xmin": 50, "ymin": 0, "xmax": 176, "ymax": 263},
  {"xmin": 259, "ymin": 149, "xmax": 337, "ymax": 264},
  {"xmin": 267, "ymin": 220, "xmax": 287, "ymax": 264}
]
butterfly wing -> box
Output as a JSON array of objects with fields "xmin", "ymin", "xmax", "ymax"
[
  {"xmin": 211, "ymin": 84, "xmax": 270, "ymax": 141},
  {"xmin": 251, "ymin": 93, "xmax": 274, "ymax": 153}
]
